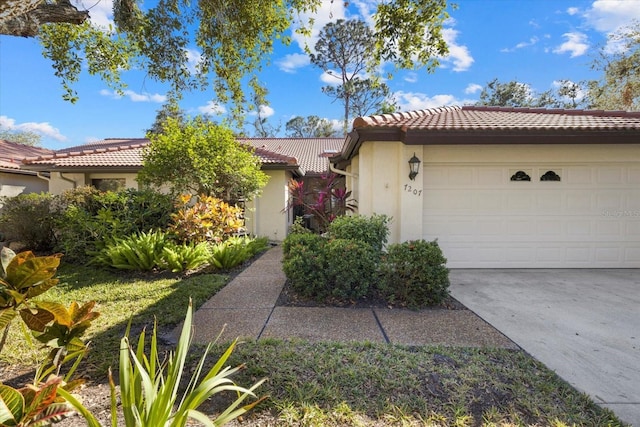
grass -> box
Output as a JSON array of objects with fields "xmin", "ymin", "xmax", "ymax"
[
  {"xmin": 0, "ymin": 262, "xmax": 228, "ymax": 373},
  {"xmin": 0, "ymin": 260, "xmax": 627, "ymax": 427},
  {"xmin": 207, "ymin": 340, "xmax": 624, "ymax": 426}
]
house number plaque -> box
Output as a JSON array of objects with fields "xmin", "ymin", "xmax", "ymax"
[{"xmin": 404, "ymin": 184, "xmax": 422, "ymax": 196}]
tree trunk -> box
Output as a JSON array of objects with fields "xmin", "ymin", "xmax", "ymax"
[{"xmin": 0, "ymin": 0, "xmax": 88, "ymax": 37}]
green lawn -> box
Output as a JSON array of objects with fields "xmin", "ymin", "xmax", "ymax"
[{"xmin": 0, "ymin": 262, "xmax": 626, "ymax": 426}]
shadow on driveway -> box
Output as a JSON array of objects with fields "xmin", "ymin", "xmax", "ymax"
[{"xmin": 450, "ymin": 269, "xmax": 640, "ymax": 426}]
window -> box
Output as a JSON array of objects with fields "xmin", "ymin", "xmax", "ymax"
[
  {"xmin": 540, "ymin": 170, "xmax": 561, "ymax": 181},
  {"xmin": 91, "ymin": 178, "xmax": 126, "ymax": 192},
  {"xmin": 510, "ymin": 170, "xmax": 531, "ymax": 181}
]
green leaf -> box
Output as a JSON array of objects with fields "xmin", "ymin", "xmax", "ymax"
[
  {"xmin": 0, "ymin": 384, "xmax": 23, "ymax": 425},
  {"xmin": 5, "ymin": 253, "xmax": 60, "ymax": 291},
  {"xmin": 33, "ymin": 301, "xmax": 72, "ymax": 327},
  {"xmin": 56, "ymin": 388, "xmax": 102, "ymax": 427},
  {"xmin": 0, "ymin": 309, "xmax": 17, "ymax": 331}
]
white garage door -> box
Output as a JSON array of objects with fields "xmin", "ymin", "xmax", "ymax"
[{"xmin": 423, "ymin": 163, "xmax": 640, "ymax": 268}]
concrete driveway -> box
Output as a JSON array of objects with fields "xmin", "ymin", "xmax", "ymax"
[{"xmin": 449, "ymin": 269, "xmax": 640, "ymax": 426}]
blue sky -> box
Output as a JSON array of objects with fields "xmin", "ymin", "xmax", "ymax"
[{"xmin": 1, "ymin": 0, "xmax": 639, "ymax": 150}]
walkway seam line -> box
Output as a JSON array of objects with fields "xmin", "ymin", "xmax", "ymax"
[
  {"xmin": 371, "ymin": 309, "xmax": 390, "ymax": 344},
  {"xmin": 256, "ymin": 304, "xmax": 277, "ymax": 340}
]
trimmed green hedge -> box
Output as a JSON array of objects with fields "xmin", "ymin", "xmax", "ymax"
[{"xmin": 282, "ymin": 215, "xmax": 450, "ymax": 307}]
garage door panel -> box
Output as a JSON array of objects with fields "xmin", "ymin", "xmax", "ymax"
[
  {"xmin": 566, "ymin": 247, "xmax": 591, "ymax": 263},
  {"xmin": 566, "ymin": 167, "xmax": 593, "ymax": 184},
  {"xmin": 423, "ymin": 163, "xmax": 638, "ymax": 268},
  {"xmin": 566, "ymin": 192, "xmax": 593, "ymax": 212},
  {"xmin": 625, "ymin": 247, "xmax": 640, "ymax": 263}
]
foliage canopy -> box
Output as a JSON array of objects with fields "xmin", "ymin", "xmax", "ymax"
[
  {"xmin": 0, "ymin": 0, "xmax": 450, "ymax": 123},
  {"xmin": 138, "ymin": 118, "xmax": 269, "ymax": 201},
  {"xmin": 589, "ymin": 21, "xmax": 640, "ymax": 111}
]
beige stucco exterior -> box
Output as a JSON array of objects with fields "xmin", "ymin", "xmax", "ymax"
[
  {"xmin": 244, "ymin": 169, "xmax": 292, "ymax": 242},
  {"xmin": 0, "ymin": 171, "xmax": 49, "ymax": 201},
  {"xmin": 47, "ymin": 172, "xmax": 140, "ymax": 194},
  {"xmin": 349, "ymin": 141, "xmax": 425, "ymax": 244},
  {"xmin": 350, "ymin": 141, "xmax": 640, "ymax": 246}
]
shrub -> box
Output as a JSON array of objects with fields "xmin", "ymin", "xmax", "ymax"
[
  {"xmin": 328, "ymin": 214, "xmax": 390, "ymax": 254},
  {"xmin": 281, "ymin": 233, "xmax": 328, "ymax": 300},
  {"xmin": 206, "ymin": 236, "xmax": 268, "ymax": 270},
  {"xmin": 244, "ymin": 235, "xmax": 270, "ymax": 256},
  {"xmin": 0, "ymin": 192, "xmax": 56, "ymax": 251},
  {"xmin": 169, "ymin": 194, "xmax": 244, "ymax": 244},
  {"xmin": 54, "ymin": 187, "xmax": 174, "ymax": 263},
  {"xmin": 209, "ymin": 241, "xmax": 251, "ymax": 270},
  {"xmin": 91, "ymin": 230, "xmax": 168, "ymax": 271},
  {"xmin": 324, "ymin": 238, "xmax": 379, "ymax": 301},
  {"xmin": 379, "ymin": 239, "xmax": 450, "ymax": 308},
  {"xmin": 159, "ymin": 241, "xmax": 211, "ymax": 272}
]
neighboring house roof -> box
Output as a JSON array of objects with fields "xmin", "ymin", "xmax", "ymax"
[
  {"xmin": 21, "ymin": 138, "xmax": 305, "ymax": 175},
  {"xmin": 239, "ymin": 138, "xmax": 344, "ymax": 175},
  {"xmin": 338, "ymin": 105, "xmax": 640, "ymax": 161},
  {"xmin": 0, "ymin": 139, "xmax": 54, "ymax": 174}
]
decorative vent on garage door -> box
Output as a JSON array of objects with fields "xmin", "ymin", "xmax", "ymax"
[
  {"xmin": 510, "ymin": 170, "xmax": 531, "ymax": 181},
  {"xmin": 540, "ymin": 170, "xmax": 561, "ymax": 181}
]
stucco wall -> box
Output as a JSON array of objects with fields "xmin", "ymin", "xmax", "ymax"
[
  {"xmin": 351, "ymin": 142, "xmax": 640, "ymax": 245},
  {"xmin": 48, "ymin": 172, "xmax": 140, "ymax": 195},
  {"xmin": 0, "ymin": 172, "xmax": 49, "ymax": 201},
  {"xmin": 354, "ymin": 141, "xmax": 424, "ymax": 244},
  {"xmin": 244, "ymin": 170, "xmax": 289, "ymax": 242}
]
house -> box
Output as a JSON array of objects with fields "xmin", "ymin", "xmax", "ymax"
[
  {"xmin": 331, "ymin": 105, "xmax": 640, "ymax": 268},
  {"xmin": 20, "ymin": 137, "xmax": 344, "ymax": 242},
  {"xmin": 0, "ymin": 139, "xmax": 53, "ymax": 201}
]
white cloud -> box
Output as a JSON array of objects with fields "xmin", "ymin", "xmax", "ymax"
[
  {"xmin": 440, "ymin": 28, "xmax": 474, "ymax": 72},
  {"xmin": 319, "ymin": 70, "xmax": 343, "ymax": 85},
  {"xmin": 394, "ymin": 91, "xmax": 472, "ymax": 111},
  {"xmin": 248, "ymin": 105, "xmax": 275, "ymax": 118},
  {"xmin": 100, "ymin": 89, "xmax": 167, "ymax": 103},
  {"xmin": 197, "ymin": 101, "xmax": 227, "ymax": 116},
  {"xmin": 501, "ymin": 37, "xmax": 539, "ymax": 53},
  {"xmin": 404, "ymin": 73, "xmax": 418, "ymax": 83},
  {"xmin": 584, "ymin": 0, "xmax": 640, "ymax": 33},
  {"xmin": 73, "ymin": 0, "xmax": 114, "ymax": 29},
  {"xmin": 185, "ymin": 48, "xmax": 202, "ymax": 75},
  {"xmin": 290, "ymin": 1, "xmax": 347, "ymax": 52},
  {"xmin": 566, "ymin": 7, "xmax": 580, "ymax": 16},
  {"xmin": 0, "ymin": 116, "xmax": 67, "ymax": 141},
  {"xmin": 553, "ymin": 32, "xmax": 589, "ymax": 57},
  {"xmin": 464, "ymin": 83, "xmax": 483, "ymax": 95},
  {"xmin": 276, "ymin": 53, "xmax": 310, "ymax": 73}
]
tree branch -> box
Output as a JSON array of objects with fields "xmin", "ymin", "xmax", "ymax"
[{"xmin": 0, "ymin": 0, "xmax": 88, "ymax": 37}]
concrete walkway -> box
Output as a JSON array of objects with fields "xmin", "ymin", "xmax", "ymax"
[
  {"xmin": 450, "ymin": 269, "xmax": 640, "ymax": 427},
  {"xmin": 178, "ymin": 246, "xmax": 515, "ymax": 348},
  {"xmin": 173, "ymin": 247, "xmax": 637, "ymax": 425}
]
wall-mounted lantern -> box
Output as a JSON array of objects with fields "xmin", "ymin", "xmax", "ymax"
[{"xmin": 408, "ymin": 153, "xmax": 421, "ymax": 180}]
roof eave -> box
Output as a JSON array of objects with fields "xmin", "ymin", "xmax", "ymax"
[{"xmin": 403, "ymin": 129, "xmax": 640, "ymax": 145}]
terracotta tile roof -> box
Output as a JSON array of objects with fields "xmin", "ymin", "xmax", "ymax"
[
  {"xmin": 239, "ymin": 138, "xmax": 344, "ymax": 175},
  {"xmin": 22, "ymin": 138, "xmax": 304, "ymax": 173},
  {"xmin": 353, "ymin": 105, "xmax": 640, "ymax": 130},
  {"xmin": 23, "ymin": 139, "xmax": 149, "ymax": 169},
  {"xmin": 0, "ymin": 139, "xmax": 54, "ymax": 171}
]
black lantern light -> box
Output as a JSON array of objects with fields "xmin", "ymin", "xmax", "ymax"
[{"xmin": 408, "ymin": 153, "xmax": 421, "ymax": 180}]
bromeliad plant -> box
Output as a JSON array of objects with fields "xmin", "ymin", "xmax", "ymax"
[
  {"xmin": 285, "ymin": 173, "xmax": 356, "ymax": 233},
  {"xmin": 64, "ymin": 300, "xmax": 266, "ymax": 427}
]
